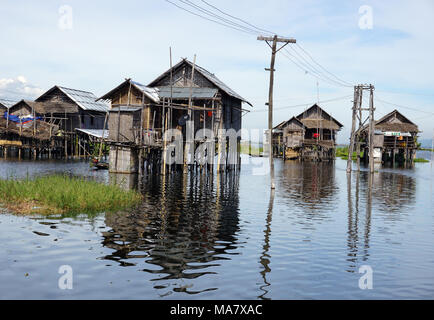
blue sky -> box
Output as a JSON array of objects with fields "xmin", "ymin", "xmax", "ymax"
[{"xmin": 1, "ymin": 0, "xmax": 433, "ymax": 142}]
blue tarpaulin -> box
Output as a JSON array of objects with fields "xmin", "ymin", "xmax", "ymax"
[{"xmin": 3, "ymin": 111, "xmax": 42, "ymax": 124}]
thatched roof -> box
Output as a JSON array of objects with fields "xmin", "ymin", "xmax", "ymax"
[
  {"xmin": 0, "ymin": 116, "xmax": 59, "ymax": 141},
  {"xmin": 296, "ymin": 104, "xmax": 343, "ymax": 130},
  {"xmin": 299, "ymin": 119, "xmax": 341, "ymax": 130},
  {"xmin": 360, "ymin": 109, "xmax": 419, "ymax": 133},
  {"xmin": 374, "ymin": 109, "xmax": 418, "ymax": 133}
]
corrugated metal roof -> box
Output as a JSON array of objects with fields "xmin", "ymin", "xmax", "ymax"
[
  {"xmin": 0, "ymin": 98, "xmax": 18, "ymax": 109},
  {"xmin": 148, "ymin": 59, "xmax": 252, "ymax": 106},
  {"xmin": 130, "ymin": 81, "xmax": 160, "ymax": 103},
  {"xmin": 98, "ymin": 79, "xmax": 160, "ymax": 104},
  {"xmin": 110, "ymin": 106, "xmax": 142, "ymax": 112},
  {"xmin": 189, "ymin": 61, "xmax": 250, "ymax": 104},
  {"xmin": 57, "ymin": 86, "xmax": 109, "ymax": 112},
  {"xmin": 156, "ymin": 86, "xmax": 217, "ymax": 99},
  {"xmin": 76, "ymin": 128, "xmax": 108, "ymax": 139}
]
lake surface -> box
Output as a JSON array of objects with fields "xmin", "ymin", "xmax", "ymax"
[{"xmin": 0, "ymin": 154, "xmax": 433, "ymax": 299}]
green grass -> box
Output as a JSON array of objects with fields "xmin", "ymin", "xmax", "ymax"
[
  {"xmin": 240, "ymin": 143, "xmax": 263, "ymax": 155},
  {"xmin": 336, "ymin": 146, "xmax": 363, "ymax": 160},
  {"xmin": 0, "ymin": 175, "xmax": 142, "ymax": 215},
  {"xmin": 414, "ymin": 158, "xmax": 430, "ymax": 163}
]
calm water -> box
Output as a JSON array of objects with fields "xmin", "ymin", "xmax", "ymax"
[{"xmin": 0, "ymin": 154, "xmax": 433, "ymax": 299}]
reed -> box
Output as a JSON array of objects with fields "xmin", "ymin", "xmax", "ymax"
[
  {"xmin": 336, "ymin": 146, "xmax": 362, "ymax": 160},
  {"xmin": 0, "ymin": 175, "xmax": 142, "ymax": 215},
  {"xmin": 240, "ymin": 142, "xmax": 263, "ymax": 155}
]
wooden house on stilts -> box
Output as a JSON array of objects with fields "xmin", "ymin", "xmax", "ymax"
[
  {"xmin": 273, "ymin": 104, "xmax": 343, "ymax": 161},
  {"xmin": 101, "ymin": 58, "xmax": 251, "ymax": 174},
  {"xmin": 359, "ymin": 109, "xmax": 419, "ymax": 165}
]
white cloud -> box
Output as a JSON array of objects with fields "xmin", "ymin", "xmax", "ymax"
[{"xmin": 0, "ymin": 76, "xmax": 44, "ymax": 100}]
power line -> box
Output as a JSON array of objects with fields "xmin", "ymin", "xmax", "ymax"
[
  {"xmin": 165, "ymin": 0, "xmax": 256, "ymax": 34},
  {"xmin": 181, "ymin": 0, "xmax": 264, "ymax": 35},
  {"xmin": 164, "ymin": 0, "xmax": 257, "ymax": 35},
  {"xmin": 164, "ymin": 0, "xmax": 353, "ymax": 89},
  {"xmin": 249, "ymin": 94, "xmax": 352, "ymax": 113},
  {"xmin": 280, "ymin": 48, "xmax": 352, "ymax": 88},
  {"xmin": 200, "ymin": 0, "xmax": 275, "ymax": 35},
  {"xmin": 283, "ymin": 47, "xmax": 350, "ymax": 87},
  {"xmin": 295, "ymin": 43, "xmax": 353, "ymax": 87},
  {"xmin": 375, "ymin": 96, "xmax": 434, "ymax": 116}
]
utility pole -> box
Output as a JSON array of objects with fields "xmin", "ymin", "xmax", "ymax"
[
  {"xmin": 258, "ymin": 35, "xmax": 296, "ymax": 189},
  {"xmin": 347, "ymin": 86, "xmax": 359, "ymax": 173},
  {"xmin": 368, "ymin": 85, "xmax": 375, "ymax": 173},
  {"xmin": 347, "ymin": 84, "xmax": 375, "ymax": 174}
]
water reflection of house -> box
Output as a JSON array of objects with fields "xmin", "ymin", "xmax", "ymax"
[
  {"xmin": 360, "ymin": 109, "xmax": 419, "ymax": 165},
  {"xmin": 371, "ymin": 171, "xmax": 416, "ymax": 213},
  {"xmin": 272, "ymin": 104, "xmax": 343, "ymax": 160},
  {"xmin": 279, "ymin": 161, "xmax": 339, "ymax": 221},
  {"xmin": 100, "ymin": 172, "xmax": 241, "ymax": 294}
]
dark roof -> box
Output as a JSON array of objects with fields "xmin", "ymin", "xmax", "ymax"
[
  {"xmin": 296, "ymin": 104, "xmax": 343, "ymax": 129},
  {"xmin": 148, "ymin": 59, "xmax": 252, "ymax": 106},
  {"xmin": 374, "ymin": 109, "xmax": 418, "ymax": 132},
  {"xmin": 9, "ymin": 100, "xmax": 35, "ymax": 112},
  {"xmin": 36, "ymin": 85, "xmax": 109, "ymax": 112},
  {"xmin": 274, "ymin": 116, "xmax": 306, "ymax": 132}
]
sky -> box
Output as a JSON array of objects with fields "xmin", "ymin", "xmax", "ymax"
[{"xmin": 0, "ymin": 0, "xmax": 433, "ymax": 143}]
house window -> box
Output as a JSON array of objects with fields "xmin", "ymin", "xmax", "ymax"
[{"xmin": 90, "ymin": 116, "xmax": 94, "ymax": 127}]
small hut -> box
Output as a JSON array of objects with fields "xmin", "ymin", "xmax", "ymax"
[
  {"xmin": 360, "ymin": 109, "xmax": 419, "ymax": 164},
  {"xmin": 98, "ymin": 79, "xmax": 160, "ymax": 173},
  {"xmin": 8, "ymin": 100, "xmax": 35, "ymax": 117},
  {"xmin": 282, "ymin": 117, "xmax": 305, "ymax": 159},
  {"xmin": 35, "ymin": 85, "xmax": 109, "ymax": 131},
  {"xmin": 99, "ymin": 79, "xmax": 161, "ymax": 145},
  {"xmin": 271, "ymin": 121, "xmax": 287, "ymax": 157},
  {"xmin": 277, "ymin": 104, "xmax": 343, "ymax": 160}
]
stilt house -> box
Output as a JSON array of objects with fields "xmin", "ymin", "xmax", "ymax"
[
  {"xmin": 276, "ymin": 104, "xmax": 343, "ymax": 160},
  {"xmin": 360, "ymin": 109, "xmax": 419, "ymax": 164}
]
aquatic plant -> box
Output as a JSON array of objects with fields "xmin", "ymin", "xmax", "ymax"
[
  {"xmin": 0, "ymin": 175, "xmax": 142, "ymax": 215},
  {"xmin": 336, "ymin": 146, "xmax": 362, "ymax": 160}
]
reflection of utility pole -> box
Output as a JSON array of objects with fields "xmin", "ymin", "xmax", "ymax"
[
  {"xmin": 258, "ymin": 189, "xmax": 275, "ymax": 300},
  {"xmin": 258, "ymin": 35, "xmax": 296, "ymax": 189},
  {"xmin": 431, "ymin": 129, "xmax": 433, "ymax": 168}
]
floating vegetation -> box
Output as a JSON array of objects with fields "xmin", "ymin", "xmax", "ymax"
[{"xmin": 0, "ymin": 175, "xmax": 142, "ymax": 215}]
